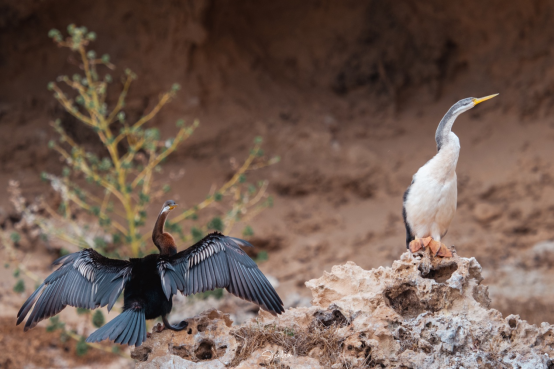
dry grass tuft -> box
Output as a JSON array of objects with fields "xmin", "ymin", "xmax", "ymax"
[{"xmin": 230, "ymin": 320, "xmax": 352, "ymax": 368}]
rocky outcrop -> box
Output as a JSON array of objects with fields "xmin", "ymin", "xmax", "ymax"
[{"xmin": 132, "ymin": 250, "xmax": 554, "ymax": 369}]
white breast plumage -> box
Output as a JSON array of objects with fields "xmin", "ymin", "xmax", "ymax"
[{"xmin": 404, "ymin": 132, "xmax": 460, "ymax": 241}]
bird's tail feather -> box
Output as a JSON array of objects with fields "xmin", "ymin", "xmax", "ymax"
[{"xmin": 86, "ymin": 308, "xmax": 146, "ymax": 347}]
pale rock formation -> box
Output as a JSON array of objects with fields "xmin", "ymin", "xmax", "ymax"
[{"xmin": 133, "ymin": 250, "xmax": 554, "ymax": 368}]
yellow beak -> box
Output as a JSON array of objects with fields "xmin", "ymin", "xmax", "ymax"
[
  {"xmin": 472, "ymin": 93, "xmax": 498, "ymax": 106},
  {"xmin": 169, "ymin": 205, "xmax": 177, "ymax": 210}
]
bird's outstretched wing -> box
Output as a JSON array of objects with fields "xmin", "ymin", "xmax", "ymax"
[
  {"xmin": 17, "ymin": 249, "xmax": 132, "ymax": 330},
  {"xmin": 157, "ymin": 232, "xmax": 284, "ymax": 315}
]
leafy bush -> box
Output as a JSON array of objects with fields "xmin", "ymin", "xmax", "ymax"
[
  {"xmin": 2, "ymin": 24, "xmax": 278, "ymax": 357},
  {"xmin": 37, "ymin": 25, "xmax": 278, "ymax": 258}
]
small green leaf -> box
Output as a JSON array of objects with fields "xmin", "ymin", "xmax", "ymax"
[
  {"xmin": 58, "ymin": 202, "xmax": 67, "ymax": 214},
  {"xmin": 239, "ymin": 174, "xmax": 246, "ymax": 183},
  {"xmin": 191, "ymin": 227, "xmax": 203, "ymax": 243},
  {"xmin": 242, "ymin": 225, "xmax": 254, "ymax": 237},
  {"xmin": 254, "ymin": 136, "xmax": 263, "ymax": 144},
  {"xmin": 92, "ymin": 310, "xmax": 105, "ymax": 328},
  {"xmin": 46, "ymin": 316, "xmax": 63, "ymax": 332},
  {"xmin": 13, "ymin": 279, "xmax": 25, "ymax": 293},
  {"xmin": 144, "ymin": 128, "xmax": 160, "ymax": 140},
  {"xmin": 171, "ymin": 83, "xmax": 181, "ymax": 92},
  {"xmin": 47, "ymin": 82, "xmax": 55, "ymax": 91},
  {"xmin": 90, "ymin": 206, "xmax": 100, "ymax": 216},
  {"xmin": 256, "ymin": 250, "xmax": 268, "ymax": 263},
  {"xmin": 86, "ymin": 32, "xmax": 96, "ymax": 41},
  {"xmin": 163, "ymin": 184, "xmax": 171, "ymax": 193},
  {"xmin": 60, "ymin": 332, "xmax": 69, "ymax": 343},
  {"xmin": 207, "ymin": 217, "xmax": 224, "ymax": 232},
  {"xmin": 10, "ymin": 232, "xmax": 20, "ymax": 243},
  {"xmin": 48, "ymin": 29, "xmax": 60, "ymax": 38},
  {"xmin": 86, "ymin": 50, "xmax": 96, "ymax": 59},
  {"xmin": 139, "ymin": 193, "xmax": 150, "ymax": 204},
  {"xmin": 214, "ymin": 192, "xmax": 223, "ymax": 201},
  {"xmin": 99, "ymin": 217, "xmax": 111, "ymax": 227},
  {"xmin": 121, "ymin": 161, "xmax": 133, "ymax": 169},
  {"xmin": 76, "ymin": 338, "xmax": 89, "ymax": 356},
  {"xmin": 176, "ymin": 119, "xmax": 185, "ymax": 127},
  {"xmin": 76, "ymin": 308, "xmax": 89, "ymax": 315},
  {"xmin": 101, "ymin": 54, "xmax": 110, "ymax": 63},
  {"xmin": 112, "ymin": 233, "xmax": 121, "ymax": 244},
  {"xmin": 94, "ymin": 237, "xmax": 107, "ymax": 249}
]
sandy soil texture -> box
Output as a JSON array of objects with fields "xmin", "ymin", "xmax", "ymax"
[{"xmin": 2, "ymin": 0, "xmax": 554, "ymax": 367}]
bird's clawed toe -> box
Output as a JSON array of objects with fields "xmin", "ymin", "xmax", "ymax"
[
  {"xmin": 428, "ymin": 239, "xmax": 452, "ymax": 257},
  {"xmin": 436, "ymin": 244, "xmax": 453, "ymax": 258},
  {"xmin": 153, "ymin": 322, "xmax": 165, "ymax": 332},
  {"xmin": 410, "ymin": 237, "xmax": 452, "ymax": 258},
  {"xmin": 409, "ymin": 237, "xmax": 432, "ymax": 253}
]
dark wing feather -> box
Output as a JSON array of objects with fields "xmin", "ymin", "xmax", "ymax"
[
  {"xmin": 158, "ymin": 232, "xmax": 284, "ymax": 315},
  {"xmin": 17, "ymin": 249, "xmax": 132, "ymax": 330},
  {"xmin": 402, "ymin": 181, "xmax": 415, "ymax": 248}
]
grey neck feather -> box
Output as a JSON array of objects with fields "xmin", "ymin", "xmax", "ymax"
[{"xmin": 435, "ymin": 107, "xmax": 460, "ymax": 151}]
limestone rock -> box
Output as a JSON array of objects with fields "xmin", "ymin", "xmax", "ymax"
[
  {"xmin": 133, "ymin": 250, "xmax": 554, "ymax": 369},
  {"xmin": 133, "ymin": 309, "xmax": 236, "ymax": 369}
]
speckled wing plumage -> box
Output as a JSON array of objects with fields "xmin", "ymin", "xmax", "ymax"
[
  {"xmin": 157, "ymin": 232, "xmax": 284, "ymax": 315},
  {"xmin": 17, "ymin": 249, "xmax": 132, "ymax": 330}
]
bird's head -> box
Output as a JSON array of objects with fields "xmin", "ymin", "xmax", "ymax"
[
  {"xmin": 160, "ymin": 200, "xmax": 178, "ymax": 214},
  {"xmin": 451, "ymin": 94, "xmax": 498, "ymax": 115}
]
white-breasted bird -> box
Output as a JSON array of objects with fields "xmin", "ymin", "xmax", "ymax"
[{"xmin": 402, "ymin": 94, "xmax": 498, "ymax": 257}]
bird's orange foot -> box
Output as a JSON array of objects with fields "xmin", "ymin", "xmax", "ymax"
[
  {"xmin": 428, "ymin": 239, "xmax": 453, "ymax": 258},
  {"xmin": 409, "ymin": 237, "xmax": 452, "ymax": 258},
  {"xmin": 409, "ymin": 237, "xmax": 433, "ymax": 253}
]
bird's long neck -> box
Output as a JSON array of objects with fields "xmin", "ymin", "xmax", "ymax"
[
  {"xmin": 435, "ymin": 108, "xmax": 460, "ymax": 151},
  {"xmin": 432, "ymin": 132, "xmax": 460, "ymax": 179},
  {"xmin": 152, "ymin": 210, "xmax": 177, "ymax": 255}
]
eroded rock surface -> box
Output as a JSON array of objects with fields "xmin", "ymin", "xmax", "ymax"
[{"xmin": 133, "ymin": 251, "xmax": 554, "ymax": 368}]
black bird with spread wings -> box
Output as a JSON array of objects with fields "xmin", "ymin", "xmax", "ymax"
[{"xmin": 16, "ymin": 200, "xmax": 284, "ymax": 347}]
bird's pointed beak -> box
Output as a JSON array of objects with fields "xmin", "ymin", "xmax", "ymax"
[
  {"xmin": 473, "ymin": 93, "xmax": 499, "ymax": 106},
  {"xmin": 169, "ymin": 204, "xmax": 177, "ymax": 210}
]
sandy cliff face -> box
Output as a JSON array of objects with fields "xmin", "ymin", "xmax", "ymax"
[{"xmin": 132, "ymin": 249, "xmax": 554, "ymax": 369}]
